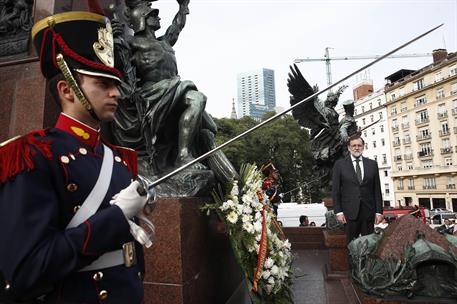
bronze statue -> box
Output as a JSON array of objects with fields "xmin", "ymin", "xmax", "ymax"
[
  {"xmin": 109, "ymin": 0, "xmax": 236, "ymax": 196},
  {"xmin": 287, "ymin": 64, "xmax": 351, "ymax": 188},
  {"xmin": 0, "ymin": 0, "xmax": 33, "ymax": 56}
]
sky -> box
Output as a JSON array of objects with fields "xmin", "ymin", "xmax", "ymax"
[{"xmin": 152, "ymin": 0, "xmax": 457, "ymax": 118}]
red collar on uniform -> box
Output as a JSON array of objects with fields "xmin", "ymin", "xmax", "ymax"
[{"xmin": 55, "ymin": 113, "xmax": 100, "ymax": 148}]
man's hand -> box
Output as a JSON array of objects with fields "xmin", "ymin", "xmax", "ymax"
[
  {"xmin": 375, "ymin": 214, "xmax": 384, "ymax": 225},
  {"xmin": 110, "ymin": 181, "xmax": 147, "ymax": 219},
  {"xmin": 336, "ymin": 213, "xmax": 347, "ymax": 224}
]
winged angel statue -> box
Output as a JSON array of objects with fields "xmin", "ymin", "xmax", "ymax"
[{"xmin": 287, "ymin": 64, "xmax": 357, "ymax": 187}]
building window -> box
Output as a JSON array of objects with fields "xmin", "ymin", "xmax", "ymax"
[
  {"xmin": 445, "ymin": 158, "xmax": 453, "ymax": 166},
  {"xmin": 419, "ymin": 143, "xmax": 432, "ymax": 156},
  {"xmin": 415, "ymin": 95, "xmax": 427, "ymax": 106},
  {"xmin": 422, "ymin": 160, "xmax": 433, "ymax": 168},
  {"xmin": 398, "ymin": 179, "xmax": 404, "ymax": 189},
  {"xmin": 436, "ymin": 88, "xmax": 445, "ymax": 100},
  {"xmin": 362, "ymin": 106, "xmax": 365, "ymax": 113},
  {"xmin": 408, "ymin": 178, "xmax": 415, "ymax": 189},
  {"xmin": 373, "ymin": 141, "xmax": 376, "ymax": 148},
  {"xmin": 423, "ymin": 177, "xmax": 436, "ymax": 189},
  {"xmin": 414, "ymin": 78, "xmax": 425, "ymax": 91},
  {"xmin": 380, "ymin": 125, "xmax": 384, "ymax": 133},
  {"xmin": 371, "ymin": 127, "xmax": 375, "ymax": 135},
  {"xmin": 391, "ymin": 94, "xmax": 396, "ymax": 101},
  {"xmin": 381, "ymin": 138, "xmax": 385, "ymax": 146},
  {"xmin": 385, "ymin": 184, "xmax": 390, "ymax": 195},
  {"xmin": 416, "ymin": 110, "xmax": 429, "ymax": 124},
  {"xmin": 384, "ymin": 170, "xmax": 388, "ymax": 177},
  {"xmin": 369, "ymin": 103, "xmax": 373, "ymax": 110},
  {"xmin": 362, "ymin": 118, "xmax": 366, "ymax": 125},
  {"xmin": 397, "ymin": 165, "xmax": 402, "ymax": 171},
  {"xmin": 370, "ymin": 115, "xmax": 374, "ymax": 123},
  {"xmin": 382, "ymin": 154, "xmax": 387, "ymax": 164},
  {"xmin": 363, "ymin": 130, "xmax": 367, "ymax": 137},
  {"xmin": 435, "ymin": 71, "xmax": 443, "ymax": 82},
  {"xmin": 400, "ymin": 102, "xmax": 407, "ymax": 112},
  {"xmin": 391, "ymin": 107, "xmax": 397, "ymax": 115},
  {"xmin": 451, "ymin": 83, "xmax": 457, "ymax": 95},
  {"xmin": 450, "ymin": 64, "xmax": 457, "ymax": 76},
  {"xmin": 407, "ymin": 163, "xmax": 413, "ymax": 170},
  {"xmin": 379, "ymin": 112, "xmax": 383, "ymax": 119}
]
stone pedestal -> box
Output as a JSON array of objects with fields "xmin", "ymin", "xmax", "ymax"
[
  {"xmin": 143, "ymin": 197, "xmax": 244, "ymax": 304},
  {"xmin": 322, "ymin": 230, "xmax": 348, "ymax": 279}
]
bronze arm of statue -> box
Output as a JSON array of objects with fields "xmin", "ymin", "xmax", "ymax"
[{"xmin": 164, "ymin": 0, "xmax": 190, "ymax": 47}]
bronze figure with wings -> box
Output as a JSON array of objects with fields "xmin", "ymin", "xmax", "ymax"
[{"xmin": 287, "ymin": 64, "xmax": 355, "ymax": 189}]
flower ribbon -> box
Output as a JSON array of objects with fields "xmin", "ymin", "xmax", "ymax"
[{"xmin": 252, "ymin": 190, "xmax": 269, "ymax": 293}]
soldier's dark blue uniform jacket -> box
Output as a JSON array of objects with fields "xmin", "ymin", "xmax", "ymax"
[{"xmin": 0, "ymin": 113, "xmax": 144, "ymax": 303}]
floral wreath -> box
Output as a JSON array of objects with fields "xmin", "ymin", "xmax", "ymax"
[{"xmin": 203, "ymin": 164, "xmax": 293, "ymax": 303}]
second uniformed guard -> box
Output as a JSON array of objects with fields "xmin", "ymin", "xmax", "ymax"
[
  {"xmin": 0, "ymin": 11, "xmax": 151, "ymax": 303},
  {"xmin": 261, "ymin": 162, "xmax": 283, "ymax": 215}
]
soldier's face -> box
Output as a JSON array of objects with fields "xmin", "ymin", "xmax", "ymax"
[
  {"xmin": 78, "ymin": 74, "xmax": 120, "ymax": 122},
  {"xmin": 348, "ymin": 138, "xmax": 364, "ymax": 158}
]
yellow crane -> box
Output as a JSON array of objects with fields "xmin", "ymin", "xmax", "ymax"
[{"xmin": 294, "ymin": 47, "xmax": 432, "ymax": 87}]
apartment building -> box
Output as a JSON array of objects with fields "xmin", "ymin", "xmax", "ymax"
[
  {"xmin": 350, "ymin": 81, "xmax": 394, "ymax": 207},
  {"xmin": 385, "ymin": 49, "xmax": 457, "ymax": 210}
]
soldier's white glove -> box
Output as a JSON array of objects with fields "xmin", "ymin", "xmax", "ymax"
[{"xmin": 110, "ymin": 180, "xmax": 147, "ymax": 219}]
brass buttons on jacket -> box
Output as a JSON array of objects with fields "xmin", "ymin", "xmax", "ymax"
[
  {"xmin": 98, "ymin": 290, "xmax": 108, "ymax": 300},
  {"xmin": 93, "ymin": 271, "xmax": 104, "ymax": 281},
  {"xmin": 79, "ymin": 147, "xmax": 88, "ymax": 155},
  {"xmin": 73, "ymin": 205, "xmax": 81, "ymax": 213},
  {"xmin": 69, "ymin": 154, "xmax": 76, "ymax": 160},
  {"xmin": 60, "ymin": 155, "xmax": 70, "ymax": 164},
  {"xmin": 137, "ymin": 271, "xmax": 142, "ymax": 280},
  {"xmin": 66, "ymin": 183, "xmax": 78, "ymax": 192},
  {"xmin": 114, "ymin": 156, "xmax": 122, "ymax": 162},
  {"xmin": 4, "ymin": 281, "xmax": 10, "ymax": 291}
]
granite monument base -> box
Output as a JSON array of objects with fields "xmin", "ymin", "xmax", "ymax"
[
  {"xmin": 143, "ymin": 197, "xmax": 244, "ymax": 304},
  {"xmin": 322, "ymin": 229, "xmax": 349, "ymax": 280}
]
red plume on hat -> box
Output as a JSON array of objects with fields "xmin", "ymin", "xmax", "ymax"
[{"xmin": 87, "ymin": 0, "xmax": 105, "ymax": 15}]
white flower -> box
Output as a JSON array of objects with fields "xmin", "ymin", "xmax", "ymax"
[
  {"xmin": 227, "ymin": 211, "xmax": 238, "ymax": 224},
  {"xmin": 254, "ymin": 211, "xmax": 262, "ymax": 220},
  {"xmin": 255, "ymin": 233, "xmax": 262, "ymax": 242},
  {"xmin": 241, "ymin": 214, "xmax": 252, "ymax": 223},
  {"xmin": 242, "ymin": 222, "xmax": 254, "ymax": 234},
  {"xmin": 264, "ymin": 257, "xmax": 275, "ymax": 269},
  {"xmin": 270, "ymin": 265, "xmax": 279, "ymax": 276},
  {"xmin": 267, "ymin": 276, "xmax": 275, "ymax": 285},
  {"xmin": 242, "ymin": 205, "xmax": 253, "ymax": 214},
  {"xmin": 230, "ymin": 182, "xmax": 239, "ymax": 197},
  {"xmin": 283, "ymin": 239, "xmax": 291, "ymax": 250},
  {"xmin": 220, "ymin": 199, "xmax": 235, "ymax": 211},
  {"xmin": 253, "ymin": 221, "xmax": 263, "ymax": 233},
  {"xmin": 262, "ymin": 270, "xmax": 271, "ymax": 279}
]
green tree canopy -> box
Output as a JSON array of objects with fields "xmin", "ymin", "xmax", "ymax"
[{"xmin": 213, "ymin": 112, "xmax": 325, "ymax": 202}]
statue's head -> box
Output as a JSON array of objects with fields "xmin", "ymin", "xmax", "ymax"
[
  {"xmin": 126, "ymin": 0, "xmax": 159, "ymax": 33},
  {"xmin": 342, "ymin": 99, "xmax": 355, "ymax": 116}
]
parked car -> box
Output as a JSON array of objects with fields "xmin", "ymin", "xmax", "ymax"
[{"xmin": 277, "ymin": 202, "xmax": 327, "ymax": 227}]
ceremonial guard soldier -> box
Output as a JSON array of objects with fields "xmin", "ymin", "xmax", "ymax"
[
  {"xmin": 261, "ymin": 162, "xmax": 282, "ymax": 215},
  {"xmin": 0, "ymin": 11, "xmax": 153, "ymax": 303}
]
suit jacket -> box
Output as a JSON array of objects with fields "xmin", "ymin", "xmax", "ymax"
[{"xmin": 332, "ymin": 156, "xmax": 383, "ymax": 220}]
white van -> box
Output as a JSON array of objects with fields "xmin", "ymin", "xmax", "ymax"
[{"xmin": 277, "ymin": 202, "xmax": 327, "ymax": 227}]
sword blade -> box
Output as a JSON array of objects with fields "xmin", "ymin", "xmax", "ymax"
[{"xmin": 149, "ymin": 24, "xmax": 443, "ymax": 188}]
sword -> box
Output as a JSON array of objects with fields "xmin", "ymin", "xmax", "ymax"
[{"xmin": 144, "ymin": 24, "xmax": 442, "ymax": 191}]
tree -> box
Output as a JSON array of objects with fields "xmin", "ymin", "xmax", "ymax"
[{"xmin": 213, "ymin": 113, "xmax": 325, "ymax": 202}]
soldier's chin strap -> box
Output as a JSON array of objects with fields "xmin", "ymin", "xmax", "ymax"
[{"xmin": 55, "ymin": 53, "xmax": 100, "ymax": 122}]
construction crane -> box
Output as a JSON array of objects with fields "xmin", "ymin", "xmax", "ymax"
[{"xmin": 294, "ymin": 47, "xmax": 432, "ymax": 87}]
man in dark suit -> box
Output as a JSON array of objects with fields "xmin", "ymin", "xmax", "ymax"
[{"xmin": 332, "ymin": 135, "xmax": 383, "ymax": 243}]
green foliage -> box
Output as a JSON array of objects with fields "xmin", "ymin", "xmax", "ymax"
[{"xmin": 213, "ymin": 113, "xmax": 323, "ymax": 201}]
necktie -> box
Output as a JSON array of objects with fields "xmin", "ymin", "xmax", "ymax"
[{"xmin": 355, "ymin": 158, "xmax": 362, "ymax": 183}]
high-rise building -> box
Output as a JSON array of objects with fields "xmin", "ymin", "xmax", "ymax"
[
  {"xmin": 237, "ymin": 68, "xmax": 276, "ymax": 120},
  {"xmin": 385, "ymin": 49, "xmax": 457, "ymax": 210}
]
